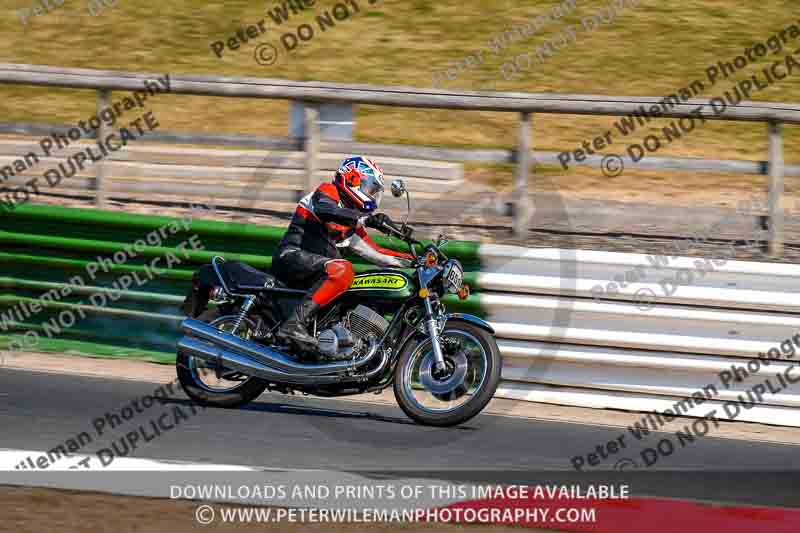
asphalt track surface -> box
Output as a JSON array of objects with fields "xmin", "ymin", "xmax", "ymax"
[{"xmin": 2, "ymin": 368, "xmax": 800, "ymax": 507}]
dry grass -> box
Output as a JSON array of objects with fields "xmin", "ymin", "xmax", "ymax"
[{"xmin": 0, "ymin": 0, "xmax": 798, "ymax": 203}]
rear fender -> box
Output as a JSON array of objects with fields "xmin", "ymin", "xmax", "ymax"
[{"xmin": 181, "ymin": 264, "xmax": 216, "ymax": 317}]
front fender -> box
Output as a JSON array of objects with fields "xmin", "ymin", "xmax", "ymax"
[
  {"xmin": 444, "ymin": 313, "xmax": 495, "ymax": 335},
  {"xmin": 394, "ymin": 313, "xmax": 496, "ymax": 361}
]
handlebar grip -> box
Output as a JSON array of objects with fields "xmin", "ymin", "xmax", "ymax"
[
  {"xmin": 381, "ymin": 220, "xmax": 402, "ymax": 236},
  {"xmin": 379, "ymin": 219, "xmax": 416, "ymax": 244}
]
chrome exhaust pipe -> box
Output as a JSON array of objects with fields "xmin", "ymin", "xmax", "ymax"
[
  {"xmin": 179, "ymin": 318, "xmax": 382, "ymax": 376},
  {"xmin": 178, "ymin": 337, "xmax": 346, "ymax": 386}
]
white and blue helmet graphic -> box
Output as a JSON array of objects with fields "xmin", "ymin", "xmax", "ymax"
[{"xmin": 334, "ymin": 156, "xmax": 385, "ymax": 211}]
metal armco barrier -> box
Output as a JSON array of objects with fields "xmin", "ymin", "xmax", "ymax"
[
  {"xmin": 479, "ymin": 245, "xmax": 800, "ymax": 427},
  {"xmin": 3, "ymin": 205, "xmax": 800, "ymax": 427},
  {"xmin": 0, "ymin": 63, "xmax": 795, "ymax": 247}
]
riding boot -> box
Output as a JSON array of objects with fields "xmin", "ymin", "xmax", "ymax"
[{"xmin": 277, "ymin": 296, "xmax": 320, "ymax": 349}]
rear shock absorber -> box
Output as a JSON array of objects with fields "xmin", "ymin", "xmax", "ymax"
[
  {"xmin": 215, "ymin": 295, "xmax": 257, "ymax": 380},
  {"xmin": 230, "ymin": 295, "xmax": 256, "ymax": 335}
]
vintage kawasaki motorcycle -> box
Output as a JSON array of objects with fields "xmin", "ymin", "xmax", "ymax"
[{"xmin": 176, "ymin": 180, "xmax": 502, "ymax": 426}]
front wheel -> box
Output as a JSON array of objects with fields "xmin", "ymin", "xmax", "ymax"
[{"xmin": 393, "ymin": 320, "xmax": 502, "ymax": 427}]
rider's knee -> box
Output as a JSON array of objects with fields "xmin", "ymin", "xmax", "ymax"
[{"xmin": 325, "ymin": 260, "xmax": 354, "ymax": 289}]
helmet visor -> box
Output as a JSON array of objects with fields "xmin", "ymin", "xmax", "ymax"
[
  {"xmin": 370, "ymin": 188, "xmax": 383, "ymax": 209},
  {"xmin": 360, "ymin": 177, "xmax": 384, "ymax": 206}
]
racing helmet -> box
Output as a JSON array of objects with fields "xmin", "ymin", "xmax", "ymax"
[{"xmin": 333, "ymin": 156, "xmax": 385, "ymax": 212}]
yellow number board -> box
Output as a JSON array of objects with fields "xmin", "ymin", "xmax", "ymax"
[{"xmin": 349, "ymin": 274, "xmax": 408, "ymax": 291}]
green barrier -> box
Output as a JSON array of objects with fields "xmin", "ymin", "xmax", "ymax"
[
  {"xmin": 0, "ymin": 334, "xmax": 175, "ymax": 364},
  {"xmin": 0, "ymin": 278, "xmax": 184, "ymax": 305},
  {"xmin": 1, "ymin": 203, "xmax": 479, "ymax": 263},
  {"xmin": 0, "ymin": 295, "xmax": 182, "ymax": 321},
  {"xmin": 0, "ymin": 231, "xmax": 272, "ymax": 268},
  {"xmin": 0, "ymin": 204, "xmax": 485, "ymax": 362},
  {"xmin": 3, "ymin": 203, "xmax": 286, "ymax": 241},
  {"xmin": 1, "ymin": 316, "xmax": 180, "ymax": 354},
  {"xmin": 0, "ymin": 251, "xmax": 196, "ymax": 281}
]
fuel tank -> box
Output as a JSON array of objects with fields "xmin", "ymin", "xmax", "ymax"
[{"xmin": 343, "ymin": 270, "xmax": 416, "ymax": 301}]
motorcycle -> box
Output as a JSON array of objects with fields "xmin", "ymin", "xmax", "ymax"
[{"xmin": 176, "ymin": 179, "xmax": 502, "ymax": 426}]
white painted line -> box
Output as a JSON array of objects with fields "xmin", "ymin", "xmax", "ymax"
[
  {"xmin": 0, "ymin": 449, "xmax": 468, "ymax": 510},
  {"xmin": 0, "ymin": 449, "xmax": 260, "ymax": 471}
]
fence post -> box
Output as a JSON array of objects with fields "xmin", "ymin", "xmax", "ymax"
[
  {"xmin": 304, "ymin": 103, "xmax": 320, "ymax": 194},
  {"xmin": 768, "ymin": 121, "xmax": 784, "ymax": 257},
  {"xmin": 95, "ymin": 89, "xmax": 112, "ymax": 208},
  {"xmin": 513, "ymin": 112, "xmax": 532, "ymax": 236}
]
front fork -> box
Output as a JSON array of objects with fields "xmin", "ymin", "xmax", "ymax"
[{"xmin": 422, "ymin": 295, "xmax": 447, "ymax": 371}]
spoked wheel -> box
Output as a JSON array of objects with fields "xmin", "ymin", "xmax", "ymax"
[
  {"xmin": 176, "ymin": 310, "xmax": 269, "ymax": 408},
  {"xmin": 393, "ymin": 320, "xmax": 502, "ymax": 427}
]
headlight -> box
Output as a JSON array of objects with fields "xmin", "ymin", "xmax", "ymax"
[{"xmin": 441, "ymin": 259, "xmax": 464, "ymax": 294}]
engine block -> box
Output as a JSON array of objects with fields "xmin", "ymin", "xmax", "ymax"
[{"xmin": 348, "ymin": 305, "xmax": 389, "ymax": 341}]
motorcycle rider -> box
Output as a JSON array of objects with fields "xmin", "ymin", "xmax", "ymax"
[{"xmin": 272, "ymin": 156, "xmax": 415, "ymax": 349}]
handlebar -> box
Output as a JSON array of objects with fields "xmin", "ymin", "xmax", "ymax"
[
  {"xmin": 379, "ymin": 219, "xmax": 449, "ymax": 264},
  {"xmin": 380, "ymin": 219, "xmax": 417, "ymax": 244}
]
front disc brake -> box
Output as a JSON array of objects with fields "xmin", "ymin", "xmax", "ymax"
[{"xmin": 419, "ymin": 350, "xmax": 469, "ymax": 395}]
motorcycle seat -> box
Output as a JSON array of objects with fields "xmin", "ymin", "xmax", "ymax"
[{"xmin": 217, "ymin": 261, "xmax": 286, "ymax": 293}]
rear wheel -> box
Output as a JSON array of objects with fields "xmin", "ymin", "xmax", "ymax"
[
  {"xmin": 176, "ymin": 309, "xmax": 269, "ymax": 408},
  {"xmin": 393, "ymin": 320, "xmax": 502, "ymax": 427}
]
